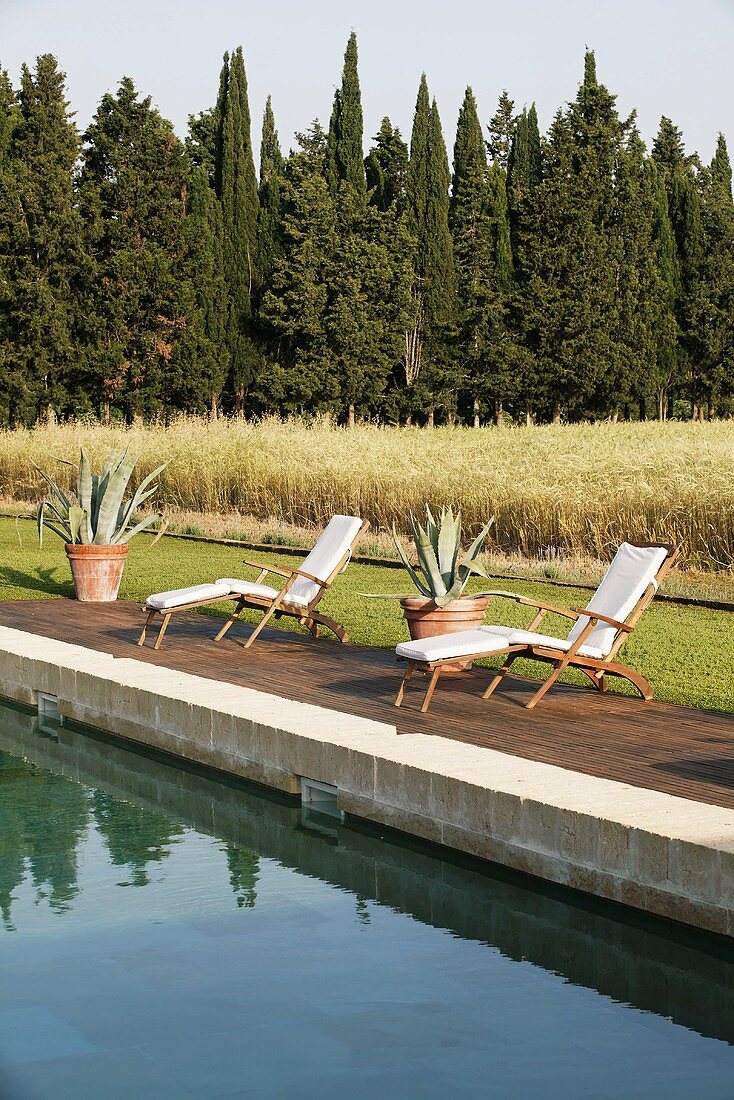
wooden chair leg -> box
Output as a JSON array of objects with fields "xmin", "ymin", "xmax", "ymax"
[
  {"xmin": 153, "ymin": 613, "xmax": 172, "ymax": 651},
  {"xmin": 138, "ymin": 609, "xmax": 155, "ymax": 647},
  {"xmin": 421, "ymin": 666, "xmax": 442, "ymax": 713},
  {"xmin": 394, "ymin": 662, "xmax": 415, "ymax": 708},
  {"xmin": 310, "ymin": 611, "xmax": 350, "ymax": 644},
  {"xmin": 613, "ymin": 664, "xmax": 653, "ymax": 701},
  {"xmin": 526, "ymin": 657, "xmax": 570, "ymax": 709},
  {"xmin": 215, "ymin": 600, "xmax": 246, "ymax": 642},
  {"xmin": 241, "ymin": 602, "xmax": 279, "ymax": 649},
  {"xmin": 483, "ymin": 654, "xmax": 517, "ymax": 699}
]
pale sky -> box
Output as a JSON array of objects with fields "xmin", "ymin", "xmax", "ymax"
[{"xmin": 2, "ymin": 0, "xmax": 732, "ymax": 164}]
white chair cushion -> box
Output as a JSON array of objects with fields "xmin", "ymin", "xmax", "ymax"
[
  {"xmin": 289, "ymin": 515, "xmax": 363, "ymax": 605},
  {"xmin": 146, "ymin": 581, "xmax": 232, "ymax": 610},
  {"xmin": 217, "ymin": 578, "xmax": 310, "ymax": 610},
  {"xmin": 564, "ymin": 543, "xmax": 668, "ymax": 656},
  {"xmin": 478, "ymin": 625, "xmax": 604, "ymax": 660},
  {"xmin": 396, "ymin": 629, "xmax": 511, "ymax": 663}
]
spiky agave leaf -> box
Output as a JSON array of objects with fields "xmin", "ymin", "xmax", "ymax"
[
  {"xmin": 93, "ymin": 448, "xmax": 141, "ymax": 544},
  {"xmin": 412, "ymin": 520, "xmax": 448, "ymax": 599},
  {"xmin": 437, "ymin": 505, "xmax": 461, "ymax": 587},
  {"xmin": 68, "ymin": 505, "xmax": 86, "ymax": 544},
  {"xmin": 77, "ymin": 449, "xmax": 93, "ymax": 521},
  {"xmin": 391, "ymin": 523, "xmax": 431, "ymax": 597},
  {"xmin": 457, "ymin": 517, "xmax": 496, "ymax": 586},
  {"xmin": 114, "ymin": 512, "xmax": 163, "ymax": 544},
  {"xmin": 31, "ymin": 461, "xmax": 72, "ymax": 512}
]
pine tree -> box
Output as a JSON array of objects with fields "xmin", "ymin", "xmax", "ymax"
[
  {"xmin": 0, "ymin": 56, "xmax": 85, "ymax": 425},
  {"xmin": 216, "ymin": 47, "xmax": 260, "ymax": 413},
  {"xmin": 406, "ymin": 76, "xmax": 457, "ymax": 422},
  {"xmin": 326, "ymin": 32, "xmax": 366, "ymax": 197},
  {"xmin": 365, "ymin": 117, "xmax": 409, "ymax": 211},
  {"xmin": 79, "ymin": 77, "xmax": 190, "ymax": 420}
]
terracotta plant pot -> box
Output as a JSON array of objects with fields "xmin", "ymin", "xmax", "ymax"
[
  {"xmin": 400, "ymin": 595, "xmax": 489, "ymax": 671},
  {"xmin": 65, "ymin": 543, "xmax": 129, "ymax": 602}
]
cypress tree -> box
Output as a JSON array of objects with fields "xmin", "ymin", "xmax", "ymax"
[
  {"xmin": 406, "ymin": 76, "xmax": 457, "ymax": 422},
  {"xmin": 326, "ymin": 32, "xmax": 366, "ymax": 197},
  {"xmin": 450, "ymin": 87, "xmax": 506, "ymax": 425},
  {"xmin": 257, "ymin": 95, "xmax": 284, "ymax": 281},
  {"xmin": 0, "ymin": 55, "xmax": 85, "ymax": 425},
  {"xmin": 648, "ymin": 161, "xmax": 681, "ymax": 419},
  {"xmin": 216, "ymin": 46, "xmax": 260, "ymax": 413},
  {"xmin": 174, "ymin": 166, "xmax": 229, "ymax": 416},
  {"xmin": 609, "ymin": 127, "xmax": 662, "ymax": 418},
  {"xmin": 696, "ymin": 134, "xmax": 734, "ymax": 416},
  {"xmin": 486, "ymin": 90, "xmax": 515, "ymax": 170},
  {"xmin": 365, "ymin": 117, "xmax": 409, "ymax": 211}
]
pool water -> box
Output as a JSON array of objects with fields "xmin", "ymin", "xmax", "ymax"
[{"xmin": 0, "ymin": 700, "xmax": 733, "ymax": 1099}]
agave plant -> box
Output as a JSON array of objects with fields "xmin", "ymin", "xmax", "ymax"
[
  {"xmin": 364, "ymin": 506, "xmax": 495, "ymax": 607},
  {"xmin": 34, "ymin": 446, "xmax": 169, "ymax": 546}
]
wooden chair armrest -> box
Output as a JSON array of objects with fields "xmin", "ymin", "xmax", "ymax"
[
  {"xmin": 571, "ymin": 608, "xmax": 632, "ymax": 632},
  {"xmin": 518, "ymin": 596, "xmax": 578, "ymax": 619},
  {"xmin": 242, "ymin": 558, "xmax": 293, "ymax": 578},
  {"xmin": 288, "ymin": 567, "xmax": 323, "ymax": 585}
]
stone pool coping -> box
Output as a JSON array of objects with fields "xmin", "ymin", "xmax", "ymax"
[{"xmin": 0, "ymin": 623, "xmax": 731, "ymax": 938}]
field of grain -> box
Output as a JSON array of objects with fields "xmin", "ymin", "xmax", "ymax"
[{"xmin": 2, "ymin": 417, "xmax": 732, "ymax": 569}]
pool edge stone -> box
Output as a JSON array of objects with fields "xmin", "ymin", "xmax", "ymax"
[{"xmin": 0, "ymin": 623, "xmax": 731, "ymax": 938}]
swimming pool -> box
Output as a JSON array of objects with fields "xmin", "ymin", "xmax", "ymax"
[{"xmin": 0, "ymin": 698, "xmax": 732, "ymax": 1099}]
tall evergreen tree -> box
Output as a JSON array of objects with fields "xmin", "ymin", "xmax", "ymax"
[
  {"xmin": 450, "ymin": 87, "xmax": 513, "ymax": 425},
  {"xmin": 79, "ymin": 77, "xmax": 190, "ymax": 421},
  {"xmin": 0, "ymin": 56, "xmax": 84, "ymax": 425},
  {"xmin": 215, "ymin": 46, "xmax": 260, "ymax": 413},
  {"xmin": 261, "ymin": 123, "xmax": 413, "ymax": 424},
  {"xmin": 696, "ymin": 134, "xmax": 734, "ymax": 415},
  {"xmin": 174, "ymin": 165, "xmax": 229, "ymax": 415},
  {"xmin": 257, "ymin": 95, "xmax": 284, "ymax": 282},
  {"xmin": 648, "ymin": 160, "xmax": 681, "ymax": 419},
  {"xmin": 520, "ymin": 53, "xmax": 623, "ymax": 422},
  {"xmin": 486, "ymin": 90, "xmax": 515, "ymax": 170},
  {"xmin": 406, "ymin": 76, "xmax": 457, "ymax": 421},
  {"xmin": 365, "ymin": 117, "xmax": 409, "ymax": 211},
  {"xmin": 326, "ymin": 32, "xmax": 366, "ymax": 197}
]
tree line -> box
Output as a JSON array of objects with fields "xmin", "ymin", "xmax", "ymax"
[{"xmin": 0, "ymin": 37, "xmax": 732, "ymax": 427}]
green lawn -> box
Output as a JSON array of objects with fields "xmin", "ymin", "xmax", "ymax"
[{"xmin": 0, "ymin": 517, "xmax": 731, "ymax": 713}]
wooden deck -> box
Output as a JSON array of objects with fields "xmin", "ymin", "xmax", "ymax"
[{"xmin": 1, "ymin": 598, "xmax": 732, "ymax": 810}]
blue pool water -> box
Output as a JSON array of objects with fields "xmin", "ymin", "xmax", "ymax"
[{"xmin": 0, "ymin": 699, "xmax": 733, "ymax": 1099}]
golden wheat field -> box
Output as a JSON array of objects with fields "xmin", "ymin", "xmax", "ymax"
[{"xmin": 2, "ymin": 417, "xmax": 733, "ymax": 569}]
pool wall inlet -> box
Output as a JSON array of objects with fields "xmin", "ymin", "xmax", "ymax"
[{"xmin": 0, "ymin": 623, "xmax": 731, "ymax": 938}]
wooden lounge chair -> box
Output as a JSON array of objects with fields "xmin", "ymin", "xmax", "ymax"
[
  {"xmin": 139, "ymin": 515, "xmax": 368, "ymax": 650},
  {"xmin": 393, "ymin": 541, "xmax": 676, "ymax": 713}
]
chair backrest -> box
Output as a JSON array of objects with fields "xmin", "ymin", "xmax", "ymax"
[
  {"xmin": 565, "ymin": 542, "xmax": 672, "ymax": 657},
  {"xmin": 288, "ymin": 515, "xmax": 364, "ymax": 605}
]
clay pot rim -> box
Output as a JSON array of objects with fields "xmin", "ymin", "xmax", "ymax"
[
  {"xmin": 65, "ymin": 543, "xmax": 129, "ymax": 556},
  {"xmin": 400, "ymin": 594, "xmax": 489, "ymax": 611}
]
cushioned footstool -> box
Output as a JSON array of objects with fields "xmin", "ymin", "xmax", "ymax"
[{"xmin": 394, "ymin": 628, "xmax": 514, "ymax": 712}]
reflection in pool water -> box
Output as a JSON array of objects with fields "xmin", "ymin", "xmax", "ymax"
[{"xmin": 0, "ymin": 699, "xmax": 732, "ymax": 1099}]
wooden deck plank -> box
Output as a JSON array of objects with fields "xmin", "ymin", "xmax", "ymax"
[{"xmin": 0, "ymin": 598, "xmax": 732, "ymax": 810}]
